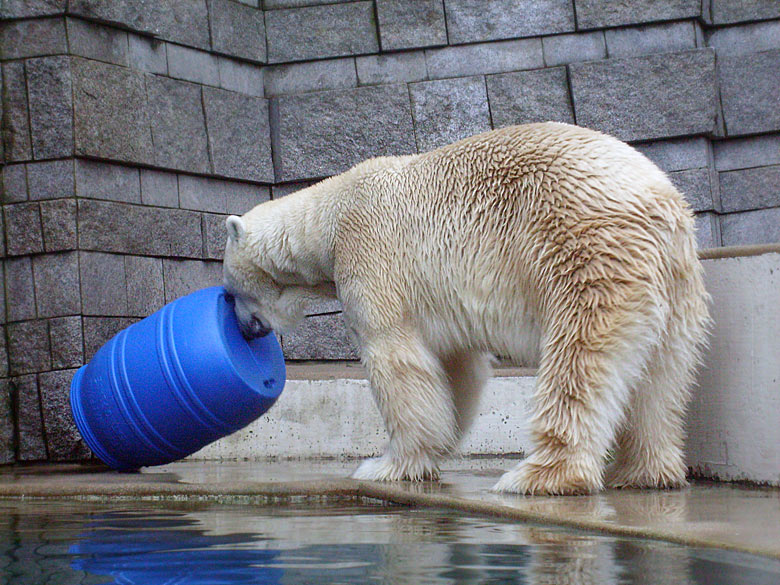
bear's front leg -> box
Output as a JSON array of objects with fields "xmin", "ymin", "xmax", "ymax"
[{"xmin": 351, "ymin": 328, "xmax": 458, "ymax": 482}]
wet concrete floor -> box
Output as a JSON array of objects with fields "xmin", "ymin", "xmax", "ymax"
[{"xmin": 1, "ymin": 458, "xmax": 778, "ymax": 560}]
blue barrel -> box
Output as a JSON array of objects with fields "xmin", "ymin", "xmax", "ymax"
[{"xmin": 70, "ymin": 286, "xmax": 286, "ymax": 471}]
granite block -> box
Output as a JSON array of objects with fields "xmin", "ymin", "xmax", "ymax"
[
  {"xmin": 264, "ymin": 58, "xmax": 357, "ymax": 96},
  {"xmin": 202, "ymin": 87, "xmax": 274, "ymax": 182},
  {"xmin": 68, "ymin": 0, "xmax": 210, "ymax": 50},
  {"xmin": 222, "ymin": 182, "xmax": 269, "ymax": 215},
  {"xmin": 634, "ymin": 137, "xmax": 710, "ymax": 172},
  {"xmin": 0, "ymin": 0, "xmax": 66, "ymax": 19},
  {"xmin": 1, "ymin": 65, "xmax": 3, "ymax": 162},
  {"xmin": 0, "ymin": 327, "xmax": 6, "ymax": 375},
  {"xmin": 32, "ymin": 252, "xmax": 80, "ymax": 318},
  {"xmin": 7, "ymin": 321, "xmax": 50, "ymax": 375},
  {"xmin": 48, "ymin": 316, "xmax": 83, "ymax": 369},
  {"xmin": 217, "ymin": 57, "xmax": 264, "ymax": 97},
  {"xmin": 282, "ymin": 313, "xmax": 358, "ymax": 360},
  {"xmin": 140, "ymin": 169, "xmax": 179, "ymax": 208},
  {"xmin": 162, "ymin": 209, "xmax": 204, "ymax": 258},
  {"xmin": 445, "ymin": 0, "xmax": 574, "ymax": 44},
  {"xmin": 78, "ymin": 251, "xmax": 127, "ymax": 316},
  {"xmin": 376, "ymin": 0, "xmax": 447, "ymax": 51},
  {"xmin": 0, "ymin": 269, "xmax": 4, "ymax": 325},
  {"xmin": 66, "ymin": 17, "xmax": 128, "ymax": 66},
  {"xmin": 208, "ymin": 0, "xmax": 266, "ymax": 62},
  {"xmin": 27, "ymin": 159, "xmax": 74, "ymax": 201},
  {"xmin": 569, "ymin": 49, "xmax": 717, "ymax": 142},
  {"xmin": 72, "ymin": 58, "xmax": 153, "ymax": 164},
  {"xmin": 719, "ymin": 50, "xmax": 780, "ymax": 136},
  {"xmin": 125, "ymin": 255, "xmax": 165, "ymax": 317},
  {"xmin": 202, "ymin": 213, "xmax": 227, "ymax": 260},
  {"xmin": 305, "ymin": 296, "xmax": 342, "ymax": 316},
  {"xmin": 713, "ymin": 135, "xmax": 780, "ymax": 172},
  {"xmin": 2, "ymin": 163, "xmax": 27, "ymax": 203},
  {"xmin": 0, "ymin": 379, "xmax": 12, "ymax": 464},
  {"xmin": 39, "ymin": 369, "xmax": 91, "ymax": 460},
  {"xmin": 409, "ymin": 76, "xmax": 492, "ymax": 152},
  {"xmin": 0, "ymin": 17, "xmax": 67, "ymax": 59},
  {"xmin": 178, "ymin": 175, "xmax": 227, "ymax": 213},
  {"xmin": 1, "ymin": 62, "xmax": 32, "ymax": 161},
  {"xmin": 128, "ymin": 34, "xmax": 168, "ymax": 74},
  {"xmin": 720, "ymin": 207, "xmax": 780, "ymax": 246},
  {"xmin": 705, "ymin": 20, "xmax": 780, "ymax": 57},
  {"xmin": 576, "ymin": 0, "xmax": 700, "ymax": 29},
  {"xmin": 14, "ymin": 374, "xmax": 47, "ymax": 460},
  {"xmin": 146, "ymin": 75, "xmax": 210, "ymax": 173},
  {"xmin": 162, "ymin": 259, "xmax": 222, "ymax": 302},
  {"xmin": 486, "ymin": 67, "xmax": 574, "ymax": 129},
  {"xmin": 668, "ymin": 168, "xmax": 716, "ymax": 212},
  {"xmin": 272, "ymin": 180, "xmax": 317, "ymax": 199},
  {"xmin": 356, "ymin": 52, "xmax": 428, "ymax": 86},
  {"xmin": 82, "ymin": 316, "xmax": 139, "ymax": 360},
  {"xmin": 4, "ymin": 257, "xmax": 36, "ymax": 322},
  {"xmin": 75, "ymin": 160, "xmax": 141, "ymax": 204},
  {"xmin": 709, "ymin": 0, "xmax": 780, "ymax": 25},
  {"xmin": 425, "ymin": 38, "xmax": 544, "ymax": 80},
  {"xmin": 40, "ymin": 199, "xmax": 77, "ymax": 252},
  {"xmin": 78, "ymin": 200, "xmax": 203, "ymax": 258},
  {"xmin": 541, "ymin": 31, "xmax": 606, "ymax": 67},
  {"xmin": 719, "ymin": 165, "xmax": 780, "ymax": 213},
  {"xmin": 0, "ymin": 324, "xmax": 8, "ymax": 380},
  {"xmin": 4, "ymin": 202, "xmax": 44, "ymax": 256},
  {"xmin": 264, "ymin": 0, "xmax": 354, "ymax": 7},
  {"xmin": 26, "ymin": 56, "xmax": 73, "ymax": 160},
  {"xmin": 694, "ymin": 212, "xmax": 720, "ymax": 249},
  {"xmin": 266, "ymin": 1, "xmax": 378, "ymax": 63},
  {"xmin": 272, "ymin": 84, "xmax": 416, "ymax": 181},
  {"xmin": 151, "ymin": 0, "xmax": 212, "ymax": 49},
  {"xmin": 166, "ymin": 43, "xmax": 220, "ymax": 86},
  {"xmin": 604, "ymin": 21, "xmax": 697, "ymax": 59}
]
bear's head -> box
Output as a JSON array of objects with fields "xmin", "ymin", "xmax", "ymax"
[{"xmin": 223, "ymin": 215, "xmax": 303, "ymax": 340}]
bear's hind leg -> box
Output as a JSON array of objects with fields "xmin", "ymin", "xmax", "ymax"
[
  {"xmin": 351, "ymin": 328, "xmax": 458, "ymax": 482},
  {"xmin": 605, "ymin": 333, "xmax": 701, "ymax": 489},
  {"xmin": 493, "ymin": 299, "xmax": 658, "ymax": 495},
  {"xmin": 606, "ymin": 267, "xmax": 708, "ymax": 490}
]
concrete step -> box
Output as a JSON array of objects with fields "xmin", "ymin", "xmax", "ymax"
[{"xmin": 193, "ymin": 245, "xmax": 780, "ymax": 487}]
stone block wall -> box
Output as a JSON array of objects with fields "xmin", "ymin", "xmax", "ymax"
[{"xmin": 1, "ymin": 0, "xmax": 779, "ymax": 463}]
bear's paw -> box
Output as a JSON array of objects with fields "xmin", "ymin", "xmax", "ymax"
[
  {"xmin": 492, "ymin": 459, "xmax": 601, "ymax": 496},
  {"xmin": 351, "ymin": 455, "xmax": 440, "ymax": 482},
  {"xmin": 604, "ymin": 461, "xmax": 688, "ymax": 490}
]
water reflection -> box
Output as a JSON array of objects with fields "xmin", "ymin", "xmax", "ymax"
[
  {"xmin": 0, "ymin": 502, "xmax": 778, "ymax": 585},
  {"xmin": 70, "ymin": 520, "xmax": 283, "ymax": 584}
]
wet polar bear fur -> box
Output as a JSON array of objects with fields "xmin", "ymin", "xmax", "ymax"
[{"xmin": 223, "ymin": 123, "xmax": 709, "ymax": 495}]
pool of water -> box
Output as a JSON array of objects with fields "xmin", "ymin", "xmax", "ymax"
[{"xmin": 1, "ymin": 500, "xmax": 778, "ymax": 584}]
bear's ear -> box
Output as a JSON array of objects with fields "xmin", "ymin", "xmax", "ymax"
[{"xmin": 226, "ymin": 215, "xmax": 246, "ymax": 242}]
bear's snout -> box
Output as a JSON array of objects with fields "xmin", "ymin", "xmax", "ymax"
[{"xmin": 239, "ymin": 315, "xmax": 272, "ymax": 340}]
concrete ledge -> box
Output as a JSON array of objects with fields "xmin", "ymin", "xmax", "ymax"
[
  {"xmin": 192, "ymin": 374, "xmax": 537, "ymax": 460},
  {"xmin": 687, "ymin": 250, "xmax": 780, "ymax": 485},
  {"xmin": 698, "ymin": 242, "xmax": 780, "ymax": 260}
]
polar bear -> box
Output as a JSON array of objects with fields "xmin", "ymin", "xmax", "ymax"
[{"xmin": 222, "ymin": 123, "xmax": 709, "ymax": 495}]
